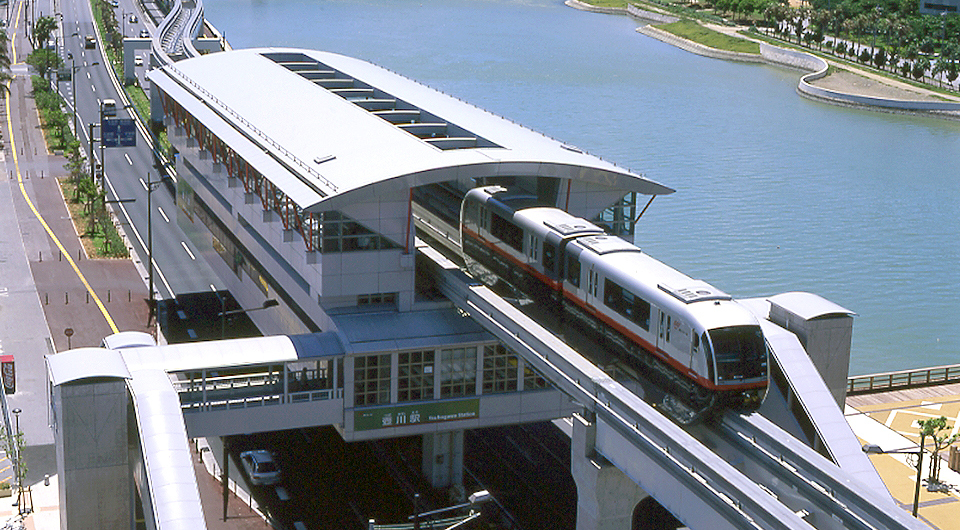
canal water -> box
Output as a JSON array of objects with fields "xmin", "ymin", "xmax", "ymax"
[{"xmin": 201, "ymin": 0, "xmax": 960, "ymax": 376}]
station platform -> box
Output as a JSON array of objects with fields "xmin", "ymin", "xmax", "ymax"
[{"xmin": 846, "ymin": 383, "xmax": 960, "ymax": 530}]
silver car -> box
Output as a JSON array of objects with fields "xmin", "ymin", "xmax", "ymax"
[{"xmin": 239, "ymin": 450, "xmax": 281, "ymax": 485}]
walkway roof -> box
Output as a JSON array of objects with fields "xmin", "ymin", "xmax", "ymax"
[{"xmin": 148, "ymin": 48, "xmax": 673, "ymax": 212}]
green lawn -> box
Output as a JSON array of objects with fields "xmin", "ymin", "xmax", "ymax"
[{"xmin": 657, "ymin": 19, "xmax": 760, "ymax": 54}]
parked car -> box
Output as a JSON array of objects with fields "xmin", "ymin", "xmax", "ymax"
[
  {"xmin": 239, "ymin": 450, "xmax": 280, "ymax": 485},
  {"xmin": 139, "ymin": 29, "xmax": 149, "ymax": 38},
  {"xmin": 134, "ymin": 56, "xmax": 143, "ymax": 66},
  {"xmin": 129, "ymin": 14, "xmax": 137, "ymax": 23}
]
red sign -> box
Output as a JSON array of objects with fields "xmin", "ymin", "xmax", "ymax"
[{"xmin": 1, "ymin": 355, "xmax": 14, "ymax": 395}]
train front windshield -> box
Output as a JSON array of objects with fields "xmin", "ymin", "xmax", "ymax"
[{"xmin": 708, "ymin": 326, "xmax": 768, "ymax": 383}]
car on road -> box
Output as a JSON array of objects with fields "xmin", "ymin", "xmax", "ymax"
[
  {"xmin": 84, "ymin": 35, "xmax": 95, "ymax": 48},
  {"xmin": 129, "ymin": 14, "xmax": 137, "ymax": 23},
  {"xmin": 139, "ymin": 29, "xmax": 149, "ymax": 38},
  {"xmin": 240, "ymin": 450, "xmax": 281, "ymax": 486},
  {"xmin": 134, "ymin": 56, "xmax": 143, "ymax": 66}
]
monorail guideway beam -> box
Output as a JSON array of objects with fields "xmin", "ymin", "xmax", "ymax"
[
  {"xmin": 417, "ymin": 240, "xmax": 922, "ymax": 530},
  {"xmin": 417, "ymin": 242, "xmax": 812, "ymax": 530}
]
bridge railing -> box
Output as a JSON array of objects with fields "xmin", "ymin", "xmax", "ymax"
[{"xmin": 847, "ymin": 364, "xmax": 960, "ymax": 395}]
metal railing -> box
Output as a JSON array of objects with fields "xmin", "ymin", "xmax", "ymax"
[
  {"xmin": 847, "ymin": 364, "xmax": 960, "ymax": 395},
  {"xmin": 175, "ymin": 372, "xmax": 343, "ymax": 412},
  {"xmin": 163, "ymin": 63, "xmax": 339, "ymax": 195}
]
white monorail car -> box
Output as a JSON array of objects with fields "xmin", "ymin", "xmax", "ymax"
[{"xmin": 461, "ymin": 186, "xmax": 768, "ymax": 420}]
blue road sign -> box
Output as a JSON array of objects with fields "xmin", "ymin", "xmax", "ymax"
[{"xmin": 102, "ymin": 118, "xmax": 137, "ymax": 147}]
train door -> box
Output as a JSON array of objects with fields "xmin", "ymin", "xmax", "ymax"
[
  {"xmin": 657, "ymin": 310, "xmax": 671, "ymax": 351},
  {"xmin": 585, "ymin": 266, "xmax": 600, "ymax": 309}
]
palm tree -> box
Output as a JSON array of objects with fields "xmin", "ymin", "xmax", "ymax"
[
  {"xmin": 0, "ymin": 30, "xmax": 11, "ymax": 96},
  {"xmin": 913, "ymin": 55, "xmax": 931, "ymax": 81}
]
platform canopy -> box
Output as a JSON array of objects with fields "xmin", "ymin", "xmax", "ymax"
[{"xmin": 148, "ymin": 48, "xmax": 673, "ymax": 213}]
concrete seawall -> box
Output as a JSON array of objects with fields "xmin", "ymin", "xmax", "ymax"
[
  {"xmin": 637, "ymin": 22, "xmax": 960, "ymax": 114},
  {"xmin": 565, "ymin": 0, "xmax": 679, "ymax": 23}
]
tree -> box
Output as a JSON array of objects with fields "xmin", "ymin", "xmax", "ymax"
[
  {"xmin": 25, "ymin": 49, "xmax": 62, "ymax": 86},
  {"xmin": 912, "ymin": 55, "xmax": 930, "ymax": 80},
  {"xmin": 918, "ymin": 416, "xmax": 960, "ymax": 485},
  {"xmin": 0, "ymin": 30, "xmax": 11, "ymax": 93},
  {"xmin": 32, "ymin": 16, "xmax": 57, "ymax": 49},
  {"xmin": 932, "ymin": 58, "xmax": 948, "ymax": 87},
  {"xmin": 873, "ymin": 47, "xmax": 887, "ymax": 69}
]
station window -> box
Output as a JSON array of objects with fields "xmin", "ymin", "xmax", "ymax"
[
  {"xmin": 398, "ymin": 350, "xmax": 435, "ymax": 402},
  {"xmin": 482, "ymin": 344, "xmax": 519, "ymax": 394},
  {"xmin": 524, "ymin": 364, "xmax": 550, "ymax": 391},
  {"xmin": 358, "ymin": 293, "xmax": 397, "ymax": 307},
  {"xmin": 354, "ymin": 354, "xmax": 391, "ymax": 406},
  {"xmin": 440, "ymin": 347, "xmax": 477, "ymax": 398},
  {"xmin": 321, "ymin": 211, "xmax": 401, "ymax": 253}
]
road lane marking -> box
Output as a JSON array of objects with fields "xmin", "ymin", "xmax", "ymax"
[
  {"xmin": 5, "ymin": 4, "xmax": 118, "ymax": 335},
  {"xmin": 125, "ymin": 154, "xmax": 133, "ymax": 165},
  {"xmin": 181, "ymin": 241, "xmax": 196, "ymax": 260},
  {"xmin": 158, "ymin": 207, "xmax": 169, "ymax": 223}
]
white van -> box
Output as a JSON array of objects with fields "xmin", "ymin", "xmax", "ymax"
[{"xmin": 101, "ymin": 99, "xmax": 117, "ymax": 117}]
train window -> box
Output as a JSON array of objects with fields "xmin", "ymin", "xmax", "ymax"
[
  {"xmin": 490, "ymin": 213, "xmax": 523, "ymax": 252},
  {"xmin": 603, "ymin": 280, "xmax": 650, "ymax": 330},
  {"xmin": 635, "ymin": 298, "xmax": 651, "ymax": 330},
  {"xmin": 543, "ymin": 242, "xmax": 556, "ymax": 272},
  {"xmin": 566, "ymin": 255, "xmax": 581, "ymax": 287},
  {"xmin": 709, "ymin": 326, "xmax": 767, "ymax": 382},
  {"xmin": 702, "ymin": 333, "xmax": 714, "ymax": 382}
]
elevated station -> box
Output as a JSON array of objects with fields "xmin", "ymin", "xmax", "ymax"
[{"xmin": 43, "ymin": 17, "xmax": 927, "ymax": 530}]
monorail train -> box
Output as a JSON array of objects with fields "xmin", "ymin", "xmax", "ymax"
[{"xmin": 460, "ymin": 186, "xmax": 768, "ymax": 422}]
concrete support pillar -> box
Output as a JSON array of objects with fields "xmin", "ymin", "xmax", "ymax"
[
  {"xmin": 54, "ymin": 378, "xmax": 132, "ymax": 530},
  {"xmin": 422, "ymin": 430, "xmax": 464, "ymax": 489},
  {"xmin": 571, "ymin": 414, "xmax": 647, "ymax": 530}
]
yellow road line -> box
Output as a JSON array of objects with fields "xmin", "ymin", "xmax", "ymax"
[{"xmin": 5, "ymin": 0, "xmax": 118, "ymax": 335}]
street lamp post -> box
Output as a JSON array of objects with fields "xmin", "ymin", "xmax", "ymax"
[
  {"xmin": 863, "ymin": 440, "xmax": 925, "ymax": 517},
  {"xmin": 216, "ymin": 298, "xmax": 280, "ymax": 339},
  {"xmin": 406, "ymin": 490, "xmax": 492, "ymax": 530},
  {"xmin": 145, "ymin": 172, "xmax": 171, "ymax": 320},
  {"xmin": 11, "ymin": 407, "xmax": 21, "ymax": 513}
]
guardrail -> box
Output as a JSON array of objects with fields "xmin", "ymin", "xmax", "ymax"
[
  {"xmin": 847, "ymin": 364, "xmax": 960, "ymax": 395},
  {"xmin": 174, "ymin": 372, "xmax": 343, "ymax": 411}
]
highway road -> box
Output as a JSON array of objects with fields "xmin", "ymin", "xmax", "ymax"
[{"xmin": 53, "ymin": 0, "xmax": 224, "ymax": 304}]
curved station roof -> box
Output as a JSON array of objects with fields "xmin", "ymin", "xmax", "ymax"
[{"xmin": 148, "ymin": 48, "xmax": 673, "ymax": 212}]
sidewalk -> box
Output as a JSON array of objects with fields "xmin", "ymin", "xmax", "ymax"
[
  {"xmin": 847, "ymin": 385, "xmax": 960, "ymax": 530},
  {"xmin": 0, "ymin": 7, "xmax": 148, "ymax": 530}
]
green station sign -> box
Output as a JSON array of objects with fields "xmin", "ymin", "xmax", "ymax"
[{"xmin": 354, "ymin": 399, "xmax": 480, "ymax": 431}]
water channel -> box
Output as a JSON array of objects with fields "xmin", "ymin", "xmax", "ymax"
[{"xmin": 200, "ymin": 0, "xmax": 960, "ymax": 376}]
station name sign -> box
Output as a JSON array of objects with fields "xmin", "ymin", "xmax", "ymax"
[{"xmin": 354, "ymin": 398, "xmax": 480, "ymax": 431}]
